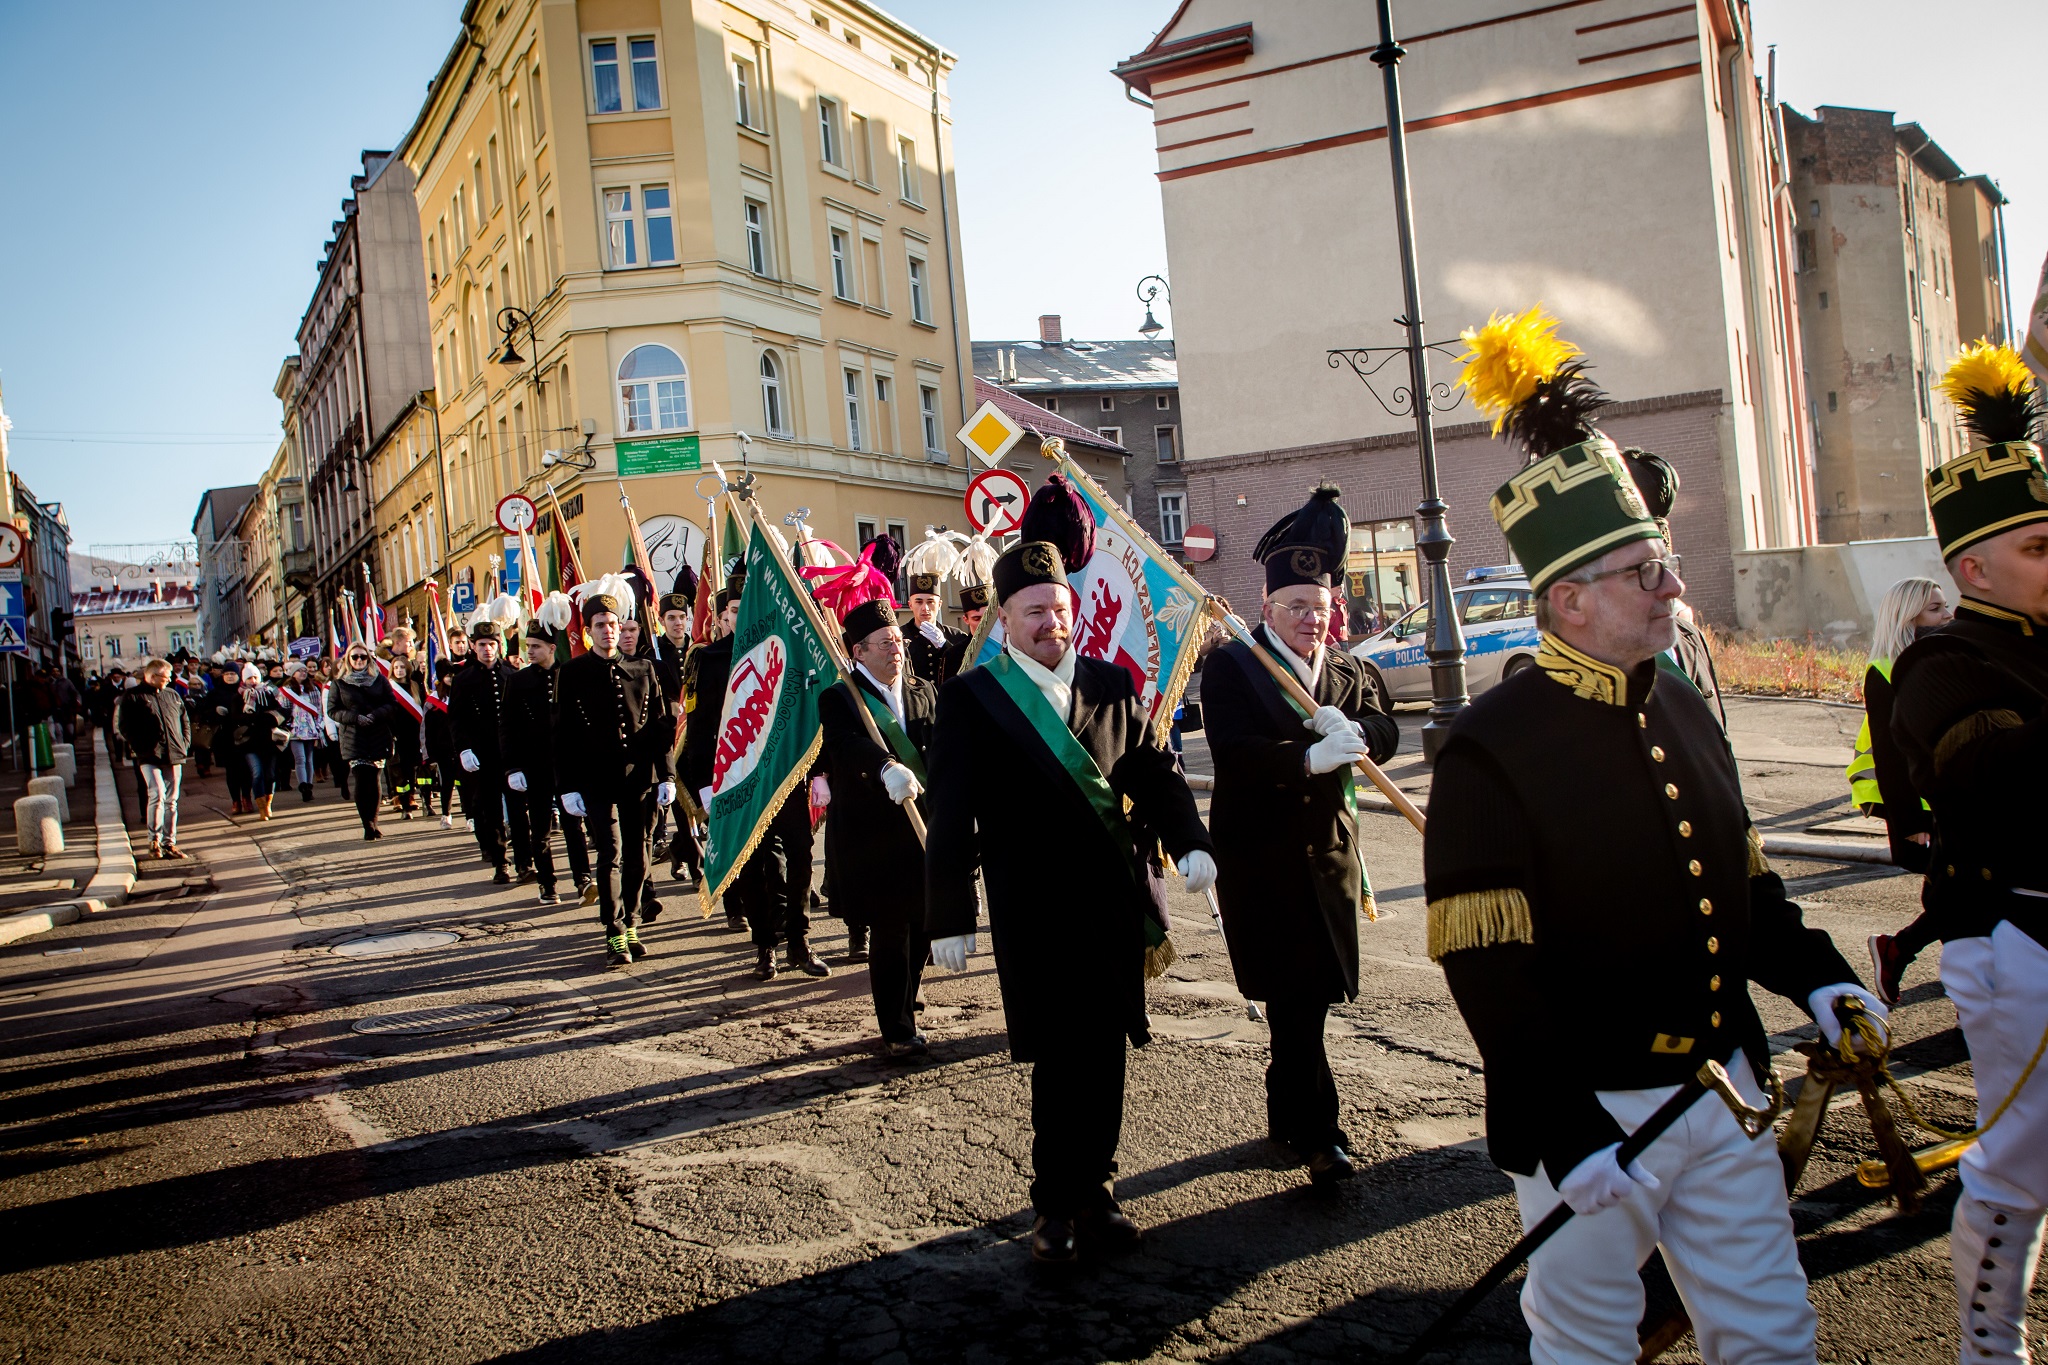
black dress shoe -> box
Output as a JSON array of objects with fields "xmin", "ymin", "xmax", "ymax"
[
  {"xmin": 1030, "ymin": 1216, "xmax": 1078, "ymax": 1265},
  {"xmin": 788, "ymin": 951, "xmax": 831, "ymax": 978},
  {"xmin": 492, "ymin": 867, "xmax": 511, "ymax": 885},
  {"xmin": 1306, "ymin": 1145, "xmax": 1357, "ymax": 1186},
  {"xmin": 1076, "ymin": 1206, "xmax": 1144, "ymax": 1251},
  {"xmin": 753, "ymin": 948, "xmax": 777, "ymax": 981}
]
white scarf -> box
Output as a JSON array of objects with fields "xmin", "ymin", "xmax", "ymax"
[
  {"xmin": 1006, "ymin": 643, "xmax": 1076, "ymax": 724},
  {"xmin": 855, "ymin": 662, "xmax": 905, "ymax": 724},
  {"xmin": 1261, "ymin": 621, "xmax": 1323, "ymax": 693}
]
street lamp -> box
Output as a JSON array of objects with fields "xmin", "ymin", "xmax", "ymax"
[
  {"xmin": 1135, "ymin": 274, "xmax": 1170, "ymax": 340},
  {"xmin": 494, "ymin": 306, "xmax": 540, "ymax": 368}
]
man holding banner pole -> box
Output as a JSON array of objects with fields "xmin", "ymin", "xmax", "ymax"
[{"xmin": 924, "ymin": 480, "xmax": 1216, "ymax": 1267}]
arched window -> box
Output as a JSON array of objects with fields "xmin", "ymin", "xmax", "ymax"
[
  {"xmin": 617, "ymin": 344, "xmax": 689, "ymax": 433},
  {"xmin": 760, "ymin": 351, "xmax": 787, "ymax": 436}
]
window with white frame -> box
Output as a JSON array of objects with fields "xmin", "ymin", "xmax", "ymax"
[
  {"xmin": 897, "ymin": 136, "xmax": 920, "ymax": 203},
  {"xmin": 818, "ymin": 96, "xmax": 843, "ymax": 166},
  {"xmin": 81, "ymin": 634, "xmax": 94, "ymax": 660},
  {"xmin": 618, "ymin": 344, "xmax": 690, "ymax": 434},
  {"xmin": 591, "ymin": 37, "xmax": 660, "ymax": 113},
  {"xmin": 1099, "ymin": 396, "xmax": 1115, "ymax": 411},
  {"xmin": 1155, "ymin": 425, "xmax": 1179, "ymax": 463},
  {"xmin": 630, "ymin": 37, "xmax": 660, "ymax": 109},
  {"xmin": 529, "ymin": 64, "xmax": 546, "ymax": 137},
  {"xmin": 604, "ymin": 188, "xmax": 637, "ymax": 267},
  {"xmin": 591, "ymin": 40, "xmax": 622, "ymax": 112},
  {"xmin": 907, "ymin": 253, "xmax": 931, "ymax": 323},
  {"xmin": 744, "ymin": 200, "xmax": 769, "ymax": 275},
  {"xmin": 642, "ymin": 185, "xmax": 675, "ymax": 262},
  {"xmin": 105, "ymin": 636, "xmax": 121, "ymax": 659},
  {"xmin": 920, "ymin": 384, "xmax": 942, "ymax": 456},
  {"xmin": 136, "ymin": 633, "xmax": 150, "ymax": 657},
  {"xmin": 843, "ymin": 368, "xmax": 864, "ymax": 450},
  {"xmin": 1157, "ymin": 493, "xmax": 1185, "ymax": 543},
  {"xmin": 830, "ymin": 229, "xmax": 854, "ymax": 300},
  {"xmin": 602, "ymin": 185, "xmax": 676, "ymax": 269},
  {"xmin": 1098, "ymin": 426, "xmax": 1122, "ymax": 445},
  {"xmin": 734, "ymin": 56, "xmax": 756, "ymax": 127},
  {"xmin": 850, "ymin": 113, "xmax": 874, "ymax": 183},
  {"xmin": 760, "ymin": 352, "xmax": 788, "ymax": 436},
  {"xmin": 1155, "ymin": 394, "xmax": 1171, "ymax": 410}
]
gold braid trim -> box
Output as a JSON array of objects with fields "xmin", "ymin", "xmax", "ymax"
[
  {"xmin": 1933, "ymin": 708, "xmax": 2025, "ymax": 775},
  {"xmin": 1143, "ymin": 936, "xmax": 1178, "ymax": 980},
  {"xmin": 698, "ymin": 729, "xmax": 824, "ymax": 919},
  {"xmin": 1746, "ymin": 826, "xmax": 1771, "ymax": 877},
  {"xmin": 1427, "ymin": 888, "xmax": 1533, "ymax": 961},
  {"xmin": 1362, "ymin": 891, "xmax": 1378, "ymax": 923},
  {"xmin": 1535, "ymin": 632, "xmax": 1629, "ymax": 706}
]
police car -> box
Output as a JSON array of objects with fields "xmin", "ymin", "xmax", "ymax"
[{"xmin": 1348, "ymin": 565, "xmax": 1538, "ymax": 708}]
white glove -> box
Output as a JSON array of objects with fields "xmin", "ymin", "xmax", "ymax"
[
  {"xmin": 560, "ymin": 792, "xmax": 586, "ymax": 818},
  {"xmin": 1177, "ymin": 849, "xmax": 1218, "ymax": 894},
  {"xmin": 931, "ymin": 932, "xmax": 976, "ymax": 972},
  {"xmin": 881, "ymin": 762, "xmax": 923, "ymax": 805},
  {"xmin": 656, "ymin": 781, "xmax": 676, "ymax": 808},
  {"xmin": 1306, "ymin": 727, "xmax": 1369, "ymax": 775},
  {"xmin": 697, "ymin": 786, "xmax": 714, "ymax": 813},
  {"xmin": 1557, "ymin": 1142, "xmax": 1660, "ymax": 1216},
  {"xmin": 459, "ymin": 748, "xmax": 480, "ymax": 773},
  {"xmin": 810, "ymin": 775, "xmax": 831, "ymax": 807},
  {"xmin": 1305, "ymin": 704, "xmax": 1357, "ymax": 739},
  {"xmin": 324, "ymin": 719, "xmax": 339, "ymax": 741},
  {"xmin": 507, "ymin": 771, "xmax": 528, "ymax": 793},
  {"xmin": 1809, "ymin": 983, "xmax": 1890, "ymax": 1050}
]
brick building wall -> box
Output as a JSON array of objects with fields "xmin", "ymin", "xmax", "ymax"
[{"xmin": 1177, "ymin": 390, "xmax": 1734, "ymax": 628}]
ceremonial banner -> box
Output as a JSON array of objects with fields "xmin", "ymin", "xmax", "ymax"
[
  {"xmin": 699, "ymin": 523, "xmax": 839, "ymax": 913},
  {"xmin": 967, "ymin": 448, "xmax": 1210, "ymax": 742},
  {"xmin": 2026, "ymin": 246, "xmax": 2048, "ymax": 391}
]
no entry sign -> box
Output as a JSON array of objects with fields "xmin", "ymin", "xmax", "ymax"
[
  {"xmin": 966, "ymin": 468, "xmax": 1030, "ymax": 536},
  {"xmin": 1182, "ymin": 523, "xmax": 1217, "ymax": 561}
]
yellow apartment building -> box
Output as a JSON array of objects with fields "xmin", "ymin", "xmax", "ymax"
[
  {"xmin": 398, "ymin": 0, "xmax": 975, "ymax": 610},
  {"xmin": 364, "ymin": 394, "xmax": 450, "ymax": 636}
]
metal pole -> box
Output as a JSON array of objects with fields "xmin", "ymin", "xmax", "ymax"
[{"xmin": 1372, "ymin": 0, "xmax": 1467, "ymax": 761}]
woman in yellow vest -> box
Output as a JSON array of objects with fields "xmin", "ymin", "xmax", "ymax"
[{"xmin": 1853, "ymin": 575, "xmax": 1952, "ymax": 1002}]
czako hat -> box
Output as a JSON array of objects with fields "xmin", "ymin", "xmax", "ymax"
[{"xmin": 1926, "ymin": 342, "xmax": 2048, "ymax": 559}]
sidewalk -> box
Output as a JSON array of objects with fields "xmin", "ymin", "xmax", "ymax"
[{"xmin": 0, "ymin": 731, "xmax": 116, "ymax": 945}]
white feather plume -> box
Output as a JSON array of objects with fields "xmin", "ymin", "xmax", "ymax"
[
  {"xmin": 535, "ymin": 591, "xmax": 574, "ymax": 633},
  {"xmin": 955, "ymin": 534, "xmax": 997, "ymax": 587},
  {"xmin": 572, "ymin": 571, "xmax": 637, "ymax": 615},
  {"xmin": 904, "ymin": 526, "xmax": 962, "ymax": 580},
  {"xmin": 481, "ymin": 592, "xmax": 521, "ymax": 625}
]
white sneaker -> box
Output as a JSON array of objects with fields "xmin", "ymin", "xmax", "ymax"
[
  {"xmin": 466, "ymin": 818, "xmax": 476, "ymax": 832},
  {"xmin": 440, "ymin": 814, "xmax": 454, "ymax": 829}
]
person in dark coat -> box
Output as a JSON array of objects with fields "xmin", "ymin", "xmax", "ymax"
[
  {"xmin": 502, "ymin": 609, "xmax": 590, "ymax": 907},
  {"xmin": 224, "ymin": 663, "xmax": 291, "ymax": 821},
  {"xmin": 818, "ymin": 598, "xmax": 937, "ymax": 1057},
  {"xmin": 925, "ymin": 512, "xmax": 1215, "ymax": 1266},
  {"xmin": 327, "ymin": 642, "xmax": 402, "ymax": 840},
  {"xmin": 1620, "ymin": 447, "xmax": 1727, "ymax": 729},
  {"xmin": 424, "ymin": 661, "xmax": 461, "ymax": 825},
  {"xmin": 449, "ymin": 620, "xmax": 523, "ymax": 883},
  {"xmin": 648, "ymin": 588, "xmax": 702, "ymax": 887},
  {"xmin": 1204, "ymin": 485, "xmax": 1399, "ymax": 1185},
  {"xmin": 903, "ymin": 571, "xmax": 969, "ymax": 685},
  {"xmin": 681, "ymin": 581, "xmax": 748, "ymax": 934},
  {"xmin": 555, "ymin": 585, "xmax": 677, "ymax": 967},
  {"xmin": 117, "ymin": 658, "xmax": 193, "ymax": 859}
]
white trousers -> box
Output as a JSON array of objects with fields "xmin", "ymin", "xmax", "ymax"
[
  {"xmin": 1511, "ymin": 1051, "xmax": 1816, "ymax": 1365},
  {"xmin": 1943, "ymin": 926, "xmax": 2048, "ymax": 1212}
]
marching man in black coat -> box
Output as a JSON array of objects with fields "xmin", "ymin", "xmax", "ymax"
[
  {"xmin": 501, "ymin": 596, "xmax": 590, "ymax": 908},
  {"xmin": 448, "ymin": 620, "xmax": 523, "ymax": 884},
  {"xmin": 649, "ymin": 587, "xmax": 703, "ymax": 888},
  {"xmin": 1426, "ymin": 311, "xmax": 1876, "ymax": 1362},
  {"xmin": 818, "ymin": 597, "xmax": 937, "ymax": 1058},
  {"xmin": 903, "ymin": 571, "xmax": 969, "ymax": 686},
  {"xmin": 554, "ymin": 580, "xmax": 677, "ymax": 968},
  {"xmin": 1205, "ymin": 485, "xmax": 1399, "ymax": 1185},
  {"xmin": 925, "ymin": 477, "xmax": 1216, "ymax": 1266}
]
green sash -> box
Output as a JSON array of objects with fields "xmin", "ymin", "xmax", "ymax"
[
  {"xmin": 1655, "ymin": 650, "xmax": 1703, "ymax": 698},
  {"xmin": 988, "ymin": 653, "xmax": 1125, "ymax": 845},
  {"xmin": 1253, "ymin": 635, "xmax": 1376, "ymax": 914},
  {"xmin": 854, "ymin": 680, "xmax": 927, "ymax": 784}
]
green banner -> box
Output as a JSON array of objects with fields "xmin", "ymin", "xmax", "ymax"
[
  {"xmin": 699, "ymin": 524, "xmax": 839, "ymax": 912},
  {"xmin": 616, "ymin": 434, "xmax": 702, "ymax": 476}
]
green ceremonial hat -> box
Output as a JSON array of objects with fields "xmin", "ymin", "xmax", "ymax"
[
  {"xmin": 1490, "ymin": 435, "xmax": 1662, "ymax": 593},
  {"xmin": 1926, "ymin": 441, "xmax": 2048, "ymax": 559}
]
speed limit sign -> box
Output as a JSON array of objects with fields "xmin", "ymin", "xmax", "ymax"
[{"xmin": 496, "ymin": 493, "xmax": 538, "ymax": 534}]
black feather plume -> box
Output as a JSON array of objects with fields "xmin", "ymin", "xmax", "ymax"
[
  {"xmin": 1957, "ymin": 385, "xmax": 2046, "ymax": 448},
  {"xmin": 1505, "ymin": 360, "xmax": 1611, "ymax": 461}
]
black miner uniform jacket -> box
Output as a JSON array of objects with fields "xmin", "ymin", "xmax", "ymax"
[
  {"xmin": 499, "ymin": 661, "xmax": 564, "ymax": 792},
  {"xmin": 817, "ymin": 669, "xmax": 936, "ymax": 927},
  {"xmin": 1204, "ymin": 627, "xmax": 1400, "ymax": 1003},
  {"xmin": 925, "ymin": 652, "xmax": 1213, "ymax": 1061},
  {"xmin": 449, "ymin": 659, "xmax": 518, "ymax": 768},
  {"xmin": 904, "ymin": 620, "xmax": 970, "ymax": 688},
  {"xmin": 650, "ymin": 633, "xmax": 689, "ymax": 705},
  {"xmin": 553, "ymin": 650, "xmax": 675, "ymax": 799},
  {"xmin": 1891, "ymin": 597, "xmax": 2048, "ymax": 952},
  {"xmin": 680, "ymin": 634, "xmax": 732, "ymax": 797},
  {"xmin": 1423, "ymin": 634, "xmax": 1853, "ymax": 1182}
]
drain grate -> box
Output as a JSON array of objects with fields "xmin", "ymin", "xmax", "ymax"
[
  {"xmin": 333, "ymin": 930, "xmax": 460, "ymax": 958},
  {"xmin": 351, "ymin": 1003, "xmax": 514, "ymax": 1036}
]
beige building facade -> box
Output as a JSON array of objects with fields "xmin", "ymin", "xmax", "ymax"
[
  {"xmin": 1115, "ymin": 0, "xmax": 1814, "ymax": 626},
  {"xmin": 399, "ymin": 0, "xmax": 976, "ymax": 613}
]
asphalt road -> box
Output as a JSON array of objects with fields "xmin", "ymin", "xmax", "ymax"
[{"xmin": 0, "ymin": 698, "xmax": 2026, "ymax": 1364}]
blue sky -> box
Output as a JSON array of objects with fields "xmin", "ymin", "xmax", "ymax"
[{"xmin": 1, "ymin": 1, "xmax": 2039, "ymax": 550}]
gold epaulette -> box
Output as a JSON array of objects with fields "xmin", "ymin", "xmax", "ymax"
[
  {"xmin": 1427, "ymin": 888, "xmax": 1533, "ymax": 961},
  {"xmin": 1746, "ymin": 826, "xmax": 1771, "ymax": 877}
]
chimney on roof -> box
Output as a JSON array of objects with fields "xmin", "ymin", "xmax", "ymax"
[{"xmin": 1038, "ymin": 315, "xmax": 1063, "ymax": 346}]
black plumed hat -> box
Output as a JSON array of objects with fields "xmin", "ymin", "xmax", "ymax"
[
  {"xmin": 1018, "ymin": 473, "xmax": 1095, "ymax": 573},
  {"xmin": 1254, "ymin": 485, "xmax": 1349, "ymax": 591},
  {"xmin": 840, "ymin": 598, "xmax": 897, "ymax": 650},
  {"xmin": 1620, "ymin": 448, "xmax": 1680, "ymax": 522},
  {"xmin": 670, "ymin": 561, "xmax": 699, "ymax": 602}
]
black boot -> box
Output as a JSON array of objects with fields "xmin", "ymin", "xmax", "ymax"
[
  {"xmin": 788, "ymin": 944, "xmax": 831, "ymax": 978},
  {"xmin": 844, "ymin": 923, "xmax": 870, "ymax": 963},
  {"xmin": 300, "ymin": 782, "xmax": 313, "ymax": 802},
  {"xmin": 753, "ymin": 946, "xmax": 777, "ymax": 981}
]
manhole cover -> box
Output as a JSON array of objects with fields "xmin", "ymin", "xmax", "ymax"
[
  {"xmin": 351, "ymin": 1003, "xmax": 514, "ymax": 1036},
  {"xmin": 333, "ymin": 931, "xmax": 460, "ymax": 958}
]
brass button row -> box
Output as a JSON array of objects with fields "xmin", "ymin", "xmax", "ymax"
[
  {"xmin": 1679, "ymin": 820, "xmax": 1693, "ymax": 838},
  {"xmin": 1651, "ymin": 745, "xmax": 1666, "ymax": 762},
  {"xmin": 1665, "ymin": 783, "xmax": 1679, "ymax": 800},
  {"xmin": 1689, "ymin": 859, "xmax": 1703, "ymax": 877},
  {"xmin": 1699, "ymin": 897, "xmax": 1713, "ymax": 915}
]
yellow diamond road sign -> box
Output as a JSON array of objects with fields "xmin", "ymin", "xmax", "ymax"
[{"xmin": 958, "ymin": 399, "xmax": 1025, "ymax": 468}]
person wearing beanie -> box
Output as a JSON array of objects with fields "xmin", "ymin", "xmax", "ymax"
[
  {"xmin": 1619, "ymin": 447, "xmax": 1725, "ymax": 730},
  {"xmin": 448, "ymin": 619, "xmax": 525, "ymax": 884},
  {"xmin": 1888, "ymin": 341, "xmax": 2048, "ymax": 1362},
  {"xmin": 1424, "ymin": 308, "xmax": 1870, "ymax": 1362},
  {"xmin": 923, "ymin": 473, "xmax": 1216, "ymax": 1266},
  {"xmin": 818, "ymin": 596, "xmax": 938, "ymax": 1057},
  {"xmin": 1202, "ymin": 483, "xmax": 1400, "ymax": 1187},
  {"xmin": 554, "ymin": 583, "xmax": 677, "ymax": 968},
  {"xmin": 903, "ymin": 570, "xmax": 969, "ymax": 686}
]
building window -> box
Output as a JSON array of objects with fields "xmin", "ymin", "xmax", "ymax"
[
  {"xmin": 818, "ymin": 96, "xmax": 843, "ymax": 166},
  {"xmin": 897, "ymin": 136, "xmax": 920, "ymax": 203},
  {"xmin": 591, "ymin": 40, "xmax": 622, "ymax": 112},
  {"xmin": 1097, "ymin": 426, "xmax": 1122, "ymax": 445},
  {"xmin": 850, "ymin": 113, "xmax": 874, "ymax": 182},
  {"xmin": 168, "ymin": 627, "xmax": 196, "ymax": 654},
  {"xmin": 734, "ymin": 56, "xmax": 756, "ymax": 127},
  {"xmin": 604, "ymin": 188, "xmax": 637, "ymax": 267},
  {"xmin": 1155, "ymin": 425, "xmax": 1179, "ymax": 463},
  {"xmin": 843, "ymin": 368, "xmax": 864, "ymax": 450},
  {"xmin": 1043, "ymin": 397, "xmax": 1059, "ymax": 414},
  {"xmin": 875, "ymin": 375, "xmax": 890, "ymax": 403},
  {"xmin": 907, "ymin": 253, "xmax": 931, "ymax": 323},
  {"xmin": 1158, "ymin": 493, "xmax": 1186, "ymax": 543},
  {"xmin": 643, "ymin": 185, "xmax": 675, "ymax": 263},
  {"xmin": 1155, "ymin": 394, "xmax": 1171, "ymax": 410},
  {"xmin": 1827, "ymin": 390, "xmax": 1838, "ymax": 413},
  {"xmin": 920, "ymin": 385, "xmax": 942, "ymax": 457},
  {"xmin": 744, "ymin": 200, "xmax": 769, "ymax": 275},
  {"xmin": 81, "ymin": 635, "xmax": 94, "ymax": 661},
  {"xmin": 830, "ymin": 229, "xmax": 854, "ymax": 300},
  {"xmin": 487, "ymin": 136, "xmax": 503, "ymax": 206},
  {"xmin": 760, "ymin": 352, "xmax": 788, "ymax": 436},
  {"xmin": 106, "ymin": 636, "xmax": 120, "ymax": 659},
  {"xmin": 603, "ymin": 185, "xmax": 676, "ymax": 269},
  {"xmin": 618, "ymin": 344, "xmax": 690, "ymax": 434},
  {"xmin": 529, "ymin": 64, "xmax": 546, "ymax": 137},
  {"xmin": 856, "ymin": 518, "xmax": 877, "ymax": 547},
  {"xmin": 1099, "ymin": 396, "xmax": 1115, "ymax": 411},
  {"xmin": 630, "ymin": 38, "xmax": 660, "ymax": 109}
]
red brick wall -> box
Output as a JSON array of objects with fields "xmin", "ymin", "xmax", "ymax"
[{"xmin": 1175, "ymin": 390, "xmax": 1736, "ymax": 626}]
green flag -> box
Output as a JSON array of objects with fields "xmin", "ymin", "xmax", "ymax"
[{"xmin": 699, "ymin": 524, "xmax": 840, "ymax": 913}]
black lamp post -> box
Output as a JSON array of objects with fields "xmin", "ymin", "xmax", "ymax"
[
  {"xmin": 494, "ymin": 306, "xmax": 540, "ymax": 368},
  {"xmin": 1135, "ymin": 274, "xmax": 1170, "ymax": 339}
]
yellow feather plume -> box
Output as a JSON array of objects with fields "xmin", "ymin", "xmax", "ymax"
[
  {"xmin": 1456, "ymin": 306, "xmax": 1581, "ymax": 435},
  {"xmin": 1940, "ymin": 340, "xmax": 2036, "ymax": 405}
]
